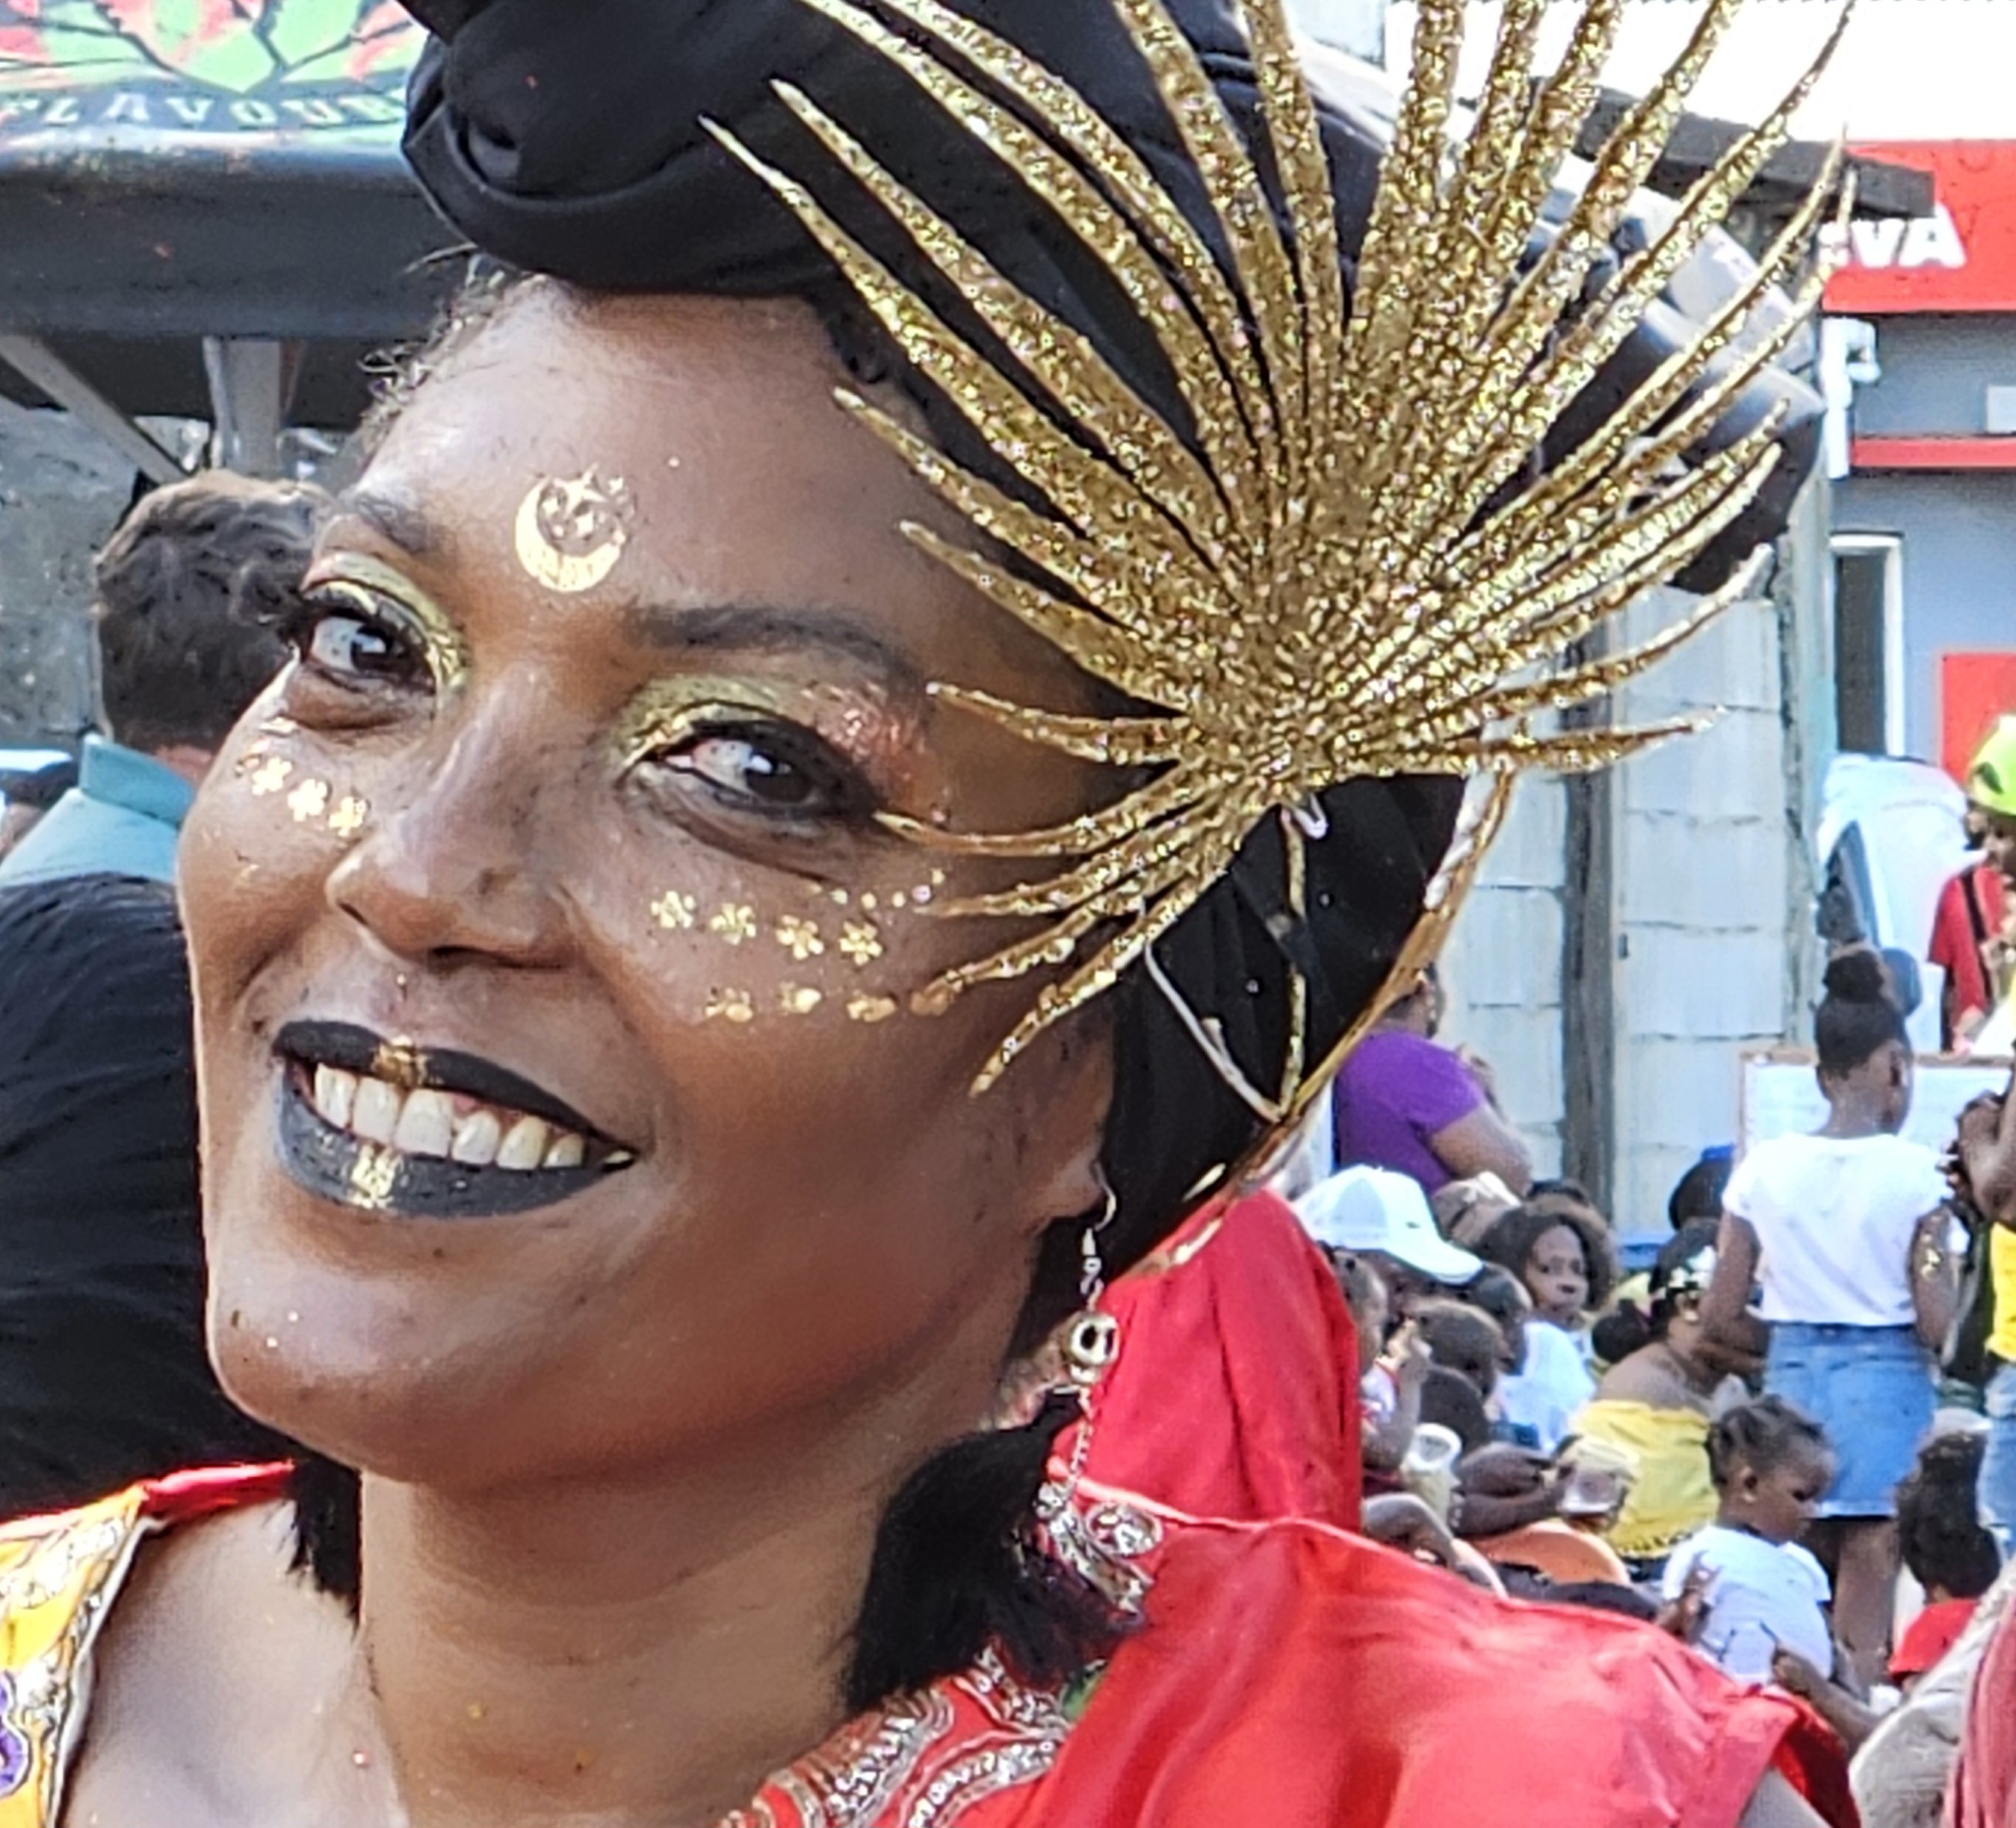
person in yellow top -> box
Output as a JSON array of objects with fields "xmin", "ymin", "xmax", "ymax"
[
  {"xmin": 1573, "ymin": 1227, "xmax": 1734, "ymax": 1577},
  {"xmin": 1975, "ymin": 1228, "xmax": 2016, "ymax": 1548}
]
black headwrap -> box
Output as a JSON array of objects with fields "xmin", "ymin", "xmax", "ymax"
[
  {"xmin": 0, "ymin": 877, "xmax": 289, "ymax": 1518},
  {"xmin": 399, "ymin": 0, "xmax": 1819, "ymax": 1294}
]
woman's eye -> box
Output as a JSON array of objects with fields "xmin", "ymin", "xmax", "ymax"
[
  {"xmin": 296, "ymin": 599, "xmax": 423, "ymax": 688},
  {"xmin": 648, "ymin": 724, "xmax": 867, "ymax": 824}
]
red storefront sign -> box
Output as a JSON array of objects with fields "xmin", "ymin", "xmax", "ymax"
[{"xmin": 1827, "ymin": 143, "xmax": 2016, "ymax": 315}]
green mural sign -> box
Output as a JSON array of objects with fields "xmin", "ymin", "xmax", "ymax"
[{"xmin": 0, "ymin": 1, "xmax": 423, "ymax": 148}]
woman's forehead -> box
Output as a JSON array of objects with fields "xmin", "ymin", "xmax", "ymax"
[{"xmin": 353, "ymin": 288, "xmax": 1088, "ymax": 695}]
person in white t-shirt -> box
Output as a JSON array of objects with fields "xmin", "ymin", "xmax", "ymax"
[
  {"xmin": 1666, "ymin": 1396, "xmax": 1837, "ymax": 1685},
  {"xmin": 1703, "ymin": 949, "xmax": 1959, "ymax": 1688}
]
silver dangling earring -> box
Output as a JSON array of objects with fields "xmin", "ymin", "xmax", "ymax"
[{"xmin": 1030, "ymin": 1177, "xmax": 1158, "ymax": 1612}]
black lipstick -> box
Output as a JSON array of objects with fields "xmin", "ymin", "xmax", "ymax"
[{"xmin": 270, "ymin": 1020, "xmax": 631, "ymax": 1221}]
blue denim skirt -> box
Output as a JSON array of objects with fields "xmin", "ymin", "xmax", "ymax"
[{"xmin": 1765, "ymin": 1321, "xmax": 1933, "ymax": 1518}]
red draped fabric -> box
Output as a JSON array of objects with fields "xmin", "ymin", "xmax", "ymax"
[
  {"xmin": 1949, "ymin": 1601, "xmax": 2016, "ymax": 1826},
  {"xmin": 1083, "ymin": 1190, "xmax": 1361, "ymax": 1529}
]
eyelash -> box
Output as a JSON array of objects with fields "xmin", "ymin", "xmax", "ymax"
[{"xmin": 628, "ymin": 714, "xmax": 878, "ymax": 830}]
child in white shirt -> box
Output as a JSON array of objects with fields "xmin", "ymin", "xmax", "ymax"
[{"xmin": 1663, "ymin": 1396, "xmax": 1837, "ymax": 1683}]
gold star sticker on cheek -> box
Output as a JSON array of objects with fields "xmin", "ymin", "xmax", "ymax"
[
  {"xmin": 838, "ymin": 921, "xmax": 885, "ymax": 967},
  {"xmin": 704, "ymin": 989, "xmax": 756, "ymax": 1025},
  {"xmin": 846, "ymin": 994, "xmax": 899, "ymax": 1025},
  {"xmin": 247, "ymin": 756, "xmax": 293, "ymax": 797},
  {"xmin": 651, "ymin": 891, "xmax": 697, "ymax": 931},
  {"xmin": 708, "ymin": 904, "xmax": 758, "ymax": 945},
  {"xmin": 778, "ymin": 983, "xmax": 824, "ymax": 1016},
  {"xmin": 286, "ymin": 779, "xmax": 331, "ymax": 824},
  {"xmin": 328, "ymin": 797, "xmax": 370, "ymax": 840},
  {"xmin": 775, "ymin": 914, "xmax": 825, "ymax": 961}
]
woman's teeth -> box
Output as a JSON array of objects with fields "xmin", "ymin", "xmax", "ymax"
[{"xmin": 311, "ymin": 1065, "xmax": 592, "ymax": 1171}]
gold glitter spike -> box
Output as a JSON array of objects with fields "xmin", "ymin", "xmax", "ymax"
[
  {"xmin": 879, "ymin": 764, "xmax": 1207, "ymax": 863},
  {"xmin": 1107, "ymin": 0, "xmax": 1307, "ymax": 453},
  {"xmin": 769, "ymin": 82, "xmax": 1238, "ymax": 574},
  {"xmin": 838, "ymin": 0, "xmax": 1282, "ymax": 475},
  {"xmin": 742, "ymin": 0, "xmax": 1844, "ymax": 1101},
  {"xmin": 705, "ymin": 124, "xmax": 1216, "ymax": 588},
  {"xmin": 792, "ymin": 0, "xmax": 1266, "ymax": 512},
  {"xmin": 926, "ymin": 684, "xmax": 1185, "ymax": 768}
]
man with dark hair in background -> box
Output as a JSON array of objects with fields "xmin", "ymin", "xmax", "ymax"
[{"xmin": 0, "ymin": 472, "xmax": 322, "ymax": 890}]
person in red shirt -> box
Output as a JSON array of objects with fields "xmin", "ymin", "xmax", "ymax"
[{"xmin": 1930, "ymin": 719, "xmax": 2016, "ymax": 1050}]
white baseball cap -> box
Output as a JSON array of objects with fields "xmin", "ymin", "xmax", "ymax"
[{"xmin": 1295, "ymin": 1165, "xmax": 1484, "ymax": 1284}]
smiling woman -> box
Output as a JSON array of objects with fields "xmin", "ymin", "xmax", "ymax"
[{"xmin": 0, "ymin": 2, "xmax": 1860, "ymax": 1826}]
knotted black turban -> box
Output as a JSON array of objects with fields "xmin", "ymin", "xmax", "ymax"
[{"xmin": 399, "ymin": 0, "xmax": 1821, "ymax": 1291}]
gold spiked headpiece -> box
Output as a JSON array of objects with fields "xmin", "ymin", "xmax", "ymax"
[{"xmin": 712, "ymin": 0, "xmax": 1847, "ymax": 1117}]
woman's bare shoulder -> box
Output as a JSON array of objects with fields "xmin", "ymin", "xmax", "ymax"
[{"xmin": 60, "ymin": 1497, "xmax": 354, "ymax": 1828}]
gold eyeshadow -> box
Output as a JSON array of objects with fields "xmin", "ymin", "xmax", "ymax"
[
  {"xmin": 301, "ymin": 553, "xmax": 471, "ymax": 694},
  {"xmin": 613, "ymin": 673, "xmax": 913, "ymax": 792}
]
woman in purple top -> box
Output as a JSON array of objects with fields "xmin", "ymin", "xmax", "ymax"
[{"xmin": 1332, "ymin": 968, "xmax": 1534, "ymax": 1196}]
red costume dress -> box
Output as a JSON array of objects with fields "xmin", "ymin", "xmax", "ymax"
[
  {"xmin": 0, "ymin": 1203, "xmax": 1851, "ymax": 1827},
  {"xmin": 0, "ymin": 1464, "xmax": 1851, "ymax": 1828}
]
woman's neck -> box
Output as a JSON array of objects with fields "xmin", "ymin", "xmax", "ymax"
[{"xmin": 347, "ymin": 1372, "xmax": 994, "ymax": 1828}]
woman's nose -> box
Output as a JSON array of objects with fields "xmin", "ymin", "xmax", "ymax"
[{"xmin": 326, "ymin": 721, "xmax": 572, "ymax": 971}]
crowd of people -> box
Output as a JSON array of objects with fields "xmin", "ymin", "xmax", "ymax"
[{"xmin": 1291, "ymin": 840, "xmax": 2016, "ymax": 1823}]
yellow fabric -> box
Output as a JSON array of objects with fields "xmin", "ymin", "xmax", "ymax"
[
  {"xmin": 0, "ymin": 1486, "xmax": 150, "ymax": 1828},
  {"xmin": 1570, "ymin": 1400, "xmax": 1716, "ymax": 1561},
  {"xmin": 1988, "ymin": 1227, "xmax": 2016, "ymax": 1365},
  {"xmin": 1970, "ymin": 717, "xmax": 2016, "ymax": 817}
]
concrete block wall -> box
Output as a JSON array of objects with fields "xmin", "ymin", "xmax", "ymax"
[
  {"xmin": 1609, "ymin": 585, "xmax": 1794, "ymax": 1239},
  {"xmin": 0, "ymin": 401, "xmax": 129, "ymax": 747},
  {"xmin": 1438, "ymin": 778, "xmax": 1569, "ymax": 1180}
]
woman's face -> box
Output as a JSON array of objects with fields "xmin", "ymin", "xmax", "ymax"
[
  {"xmin": 181, "ymin": 289, "xmax": 1115, "ymax": 1487},
  {"xmin": 1522, "ymin": 1225, "xmax": 1588, "ymax": 1326}
]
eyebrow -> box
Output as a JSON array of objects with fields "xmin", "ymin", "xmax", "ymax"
[
  {"xmin": 629, "ymin": 602, "xmax": 925, "ymax": 699},
  {"xmin": 331, "ymin": 488, "xmax": 444, "ymax": 558}
]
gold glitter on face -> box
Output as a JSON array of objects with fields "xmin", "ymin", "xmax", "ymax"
[
  {"xmin": 247, "ymin": 756, "xmax": 293, "ymax": 798},
  {"xmin": 708, "ymin": 904, "xmax": 758, "ymax": 946},
  {"xmin": 779, "ymin": 983, "xmax": 824, "ymax": 1016},
  {"xmin": 847, "ymin": 994, "xmax": 899, "ymax": 1025},
  {"xmin": 838, "ymin": 920, "xmax": 884, "ymax": 967},
  {"xmin": 775, "ymin": 915, "xmax": 825, "ymax": 961},
  {"xmin": 514, "ymin": 469, "xmax": 636, "ymax": 595},
  {"xmin": 704, "ymin": 989, "xmax": 756, "ymax": 1025},
  {"xmin": 287, "ymin": 779, "xmax": 331, "ymax": 825},
  {"xmin": 328, "ymin": 797, "xmax": 370, "ymax": 840},
  {"xmin": 651, "ymin": 891, "xmax": 698, "ymax": 931}
]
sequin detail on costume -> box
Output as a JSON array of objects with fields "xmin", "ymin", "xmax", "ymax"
[
  {"xmin": 717, "ymin": 1647, "xmax": 1078, "ymax": 1828},
  {"xmin": 707, "ymin": 0, "xmax": 1850, "ymax": 1106}
]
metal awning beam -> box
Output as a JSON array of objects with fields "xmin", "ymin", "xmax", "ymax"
[{"xmin": 0, "ymin": 334, "xmax": 186, "ymax": 485}]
